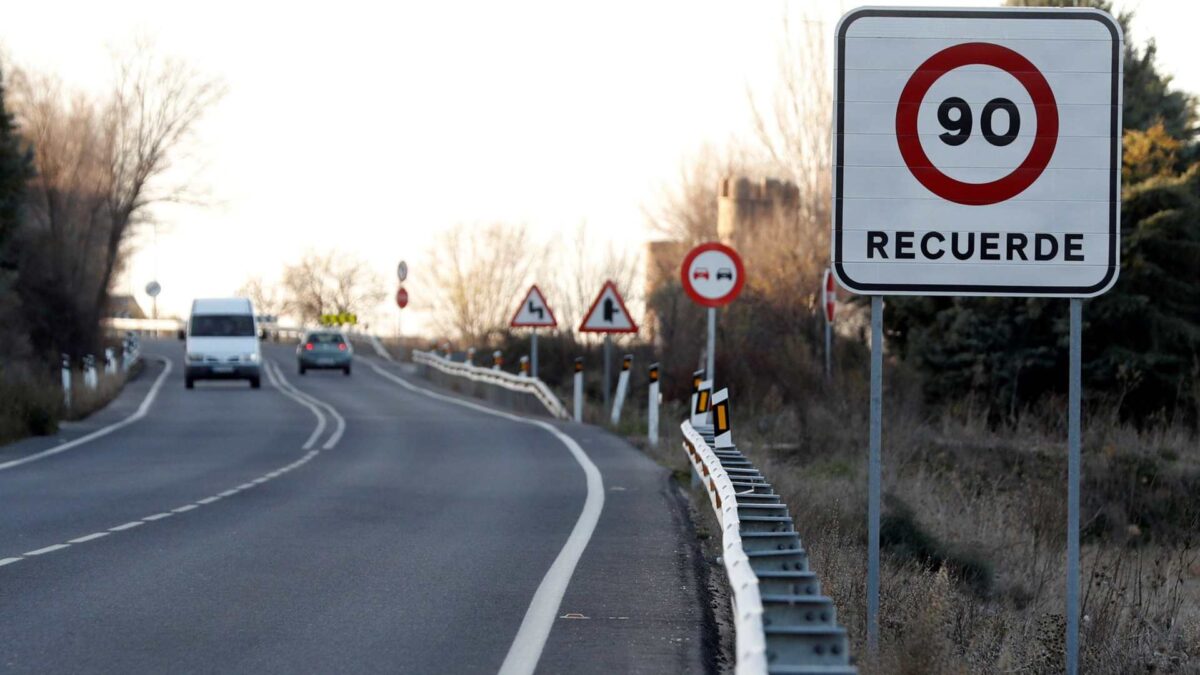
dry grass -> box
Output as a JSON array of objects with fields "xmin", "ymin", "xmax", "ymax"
[{"xmin": 690, "ymin": 387, "xmax": 1200, "ymax": 674}]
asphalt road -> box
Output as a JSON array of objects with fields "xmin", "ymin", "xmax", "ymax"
[{"xmin": 0, "ymin": 340, "xmax": 712, "ymax": 674}]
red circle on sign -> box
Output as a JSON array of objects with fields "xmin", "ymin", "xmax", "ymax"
[
  {"xmin": 680, "ymin": 242, "xmax": 745, "ymax": 308},
  {"xmin": 396, "ymin": 287, "xmax": 408, "ymax": 309},
  {"xmin": 895, "ymin": 42, "xmax": 1058, "ymax": 206}
]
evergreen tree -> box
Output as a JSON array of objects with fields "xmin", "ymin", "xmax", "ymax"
[
  {"xmin": 885, "ymin": 1, "xmax": 1200, "ymax": 424},
  {"xmin": 0, "ymin": 64, "xmax": 35, "ymax": 361}
]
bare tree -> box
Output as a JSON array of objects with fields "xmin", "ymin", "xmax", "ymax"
[
  {"xmin": 280, "ymin": 251, "xmax": 385, "ymax": 325},
  {"xmin": 426, "ymin": 222, "xmax": 540, "ymax": 342},
  {"xmin": 236, "ymin": 276, "xmax": 286, "ymax": 317},
  {"xmin": 545, "ymin": 222, "xmax": 642, "ymax": 338}
]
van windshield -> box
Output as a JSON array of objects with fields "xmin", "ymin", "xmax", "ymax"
[{"xmin": 191, "ymin": 314, "xmax": 255, "ymax": 337}]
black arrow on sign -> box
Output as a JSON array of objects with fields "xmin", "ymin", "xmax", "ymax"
[{"xmin": 528, "ymin": 301, "xmax": 544, "ymax": 320}]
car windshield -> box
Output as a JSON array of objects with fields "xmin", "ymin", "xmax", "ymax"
[
  {"xmin": 306, "ymin": 333, "xmax": 345, "ymax": 345},
  {"xmin": 190, "ymin": 314, "xmax": 255, "ymax": 337}
]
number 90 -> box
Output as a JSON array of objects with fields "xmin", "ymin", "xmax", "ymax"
[{"xmin": 937, "ymin": 97, "xmax": 1020, "ymax": 147}]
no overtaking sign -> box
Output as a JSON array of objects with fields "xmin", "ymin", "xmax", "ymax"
[{"xmin": 833, "ymin": 8, "xmax": 1122, "ymax": 297}]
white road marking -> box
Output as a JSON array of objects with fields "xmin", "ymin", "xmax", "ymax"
[
  {"xmin": 0, "ymin": 352, "xmax": 346, "ymax": 569},
  {"xmin": 365, "ymin": 359, "xmax": 604, "ymax": 675},
  {"xmin": 68, "ymin": 532, "xmax": 110, "ymax": 544},
  {"xmin": 25, "ymin": 544, "xmax": 70, "ymax": 556},
  {"xmin": 0, "ymin": 357, "xmax": 174, "ymax": 471}
]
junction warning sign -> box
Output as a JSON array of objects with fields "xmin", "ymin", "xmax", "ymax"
[{"xmin": 832, "ymin": 8, "xmax": 1122, "ymax": 297}]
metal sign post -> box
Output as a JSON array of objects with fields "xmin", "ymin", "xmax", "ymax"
[
  {"xmin": 706, "ymin": 308, "xmax": 716, "ymax": 386},
  {"xmin": 530, "ymin": 333, "xmax": 539, "ymax": 379},
  {"xmin": 573, "ymin": 357, "xmax": 584, "ymax": 422},
  {"xmin": 1067, "ymin": 298, "xmax": 1082, "ymax": 673},
  {"xmin": 867, "ymin": 296, "xmax": 883, "ymax": 652},
  {"xmin": 603, "ymin": 335, "xmax": 612, "ymax": 411}
]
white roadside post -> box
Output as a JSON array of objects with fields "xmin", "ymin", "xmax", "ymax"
[
  {"xmin": 833, "ymin": 7, "xmax": 1122, "ymax": 665},
  {"xmin": 711, "ymin": 387, "xmax": 732, "ymax": 449},
  {"xmin": 104, "ymin": 348, "xmax": 116, "ymax": 376},
  {"xmin": 572, "ymin": 357, "xmax": 584, "ymax": 422},
  {"xmin": 647, "ymin": 363, "xmax": 660, "ymax": 446},
  {"xmin": 466, "ymin": 347, "xmax": 476, "ymax": 366},
  {"xmin": 688, "ymin": 372, "xmax": 709, "ymax": 488},
  {"xmin": 492, "ymin": 350, "xmax": 503, "ymax": 371},
  {"xmin": 519, "ymin": 355, "xmax": 530, "ymax": 378},
  {"xmin": 579, "ymin": 280, "xmax": 638, "ymax": 416},
  {"xmin": 510, "ymin": 285, "xmax": 557, "ymax": 381},
  {"xmin": 61, "ymin": 354, "xmax": 71, "ymax": 409},
  {"xmin": 681, "ymin": 242, "xmax": 745, "ymax": 391},
  {"xmin": 609, "ymin": 354, "xmax": 632, "ymax": 425},
  {"xmin": 84, "ymin": 354, "xmax": 97, "ymax": 390}
]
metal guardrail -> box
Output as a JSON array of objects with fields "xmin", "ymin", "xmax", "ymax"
[
  {"xmin": 682, "ymin": 404, "xmax": 856, "ymax": 674},
  {"xmin": 411, "ymin": 350, "xmax": 570, "ymax": 420}
]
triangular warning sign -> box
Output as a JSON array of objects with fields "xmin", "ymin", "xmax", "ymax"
[
  {"xmin": 579, "ymin": 280, "xmax": 638, "ymax": 334},
  {"xmin": 510, "ymin": 285, "xmax": 558, "ymax": 328}
]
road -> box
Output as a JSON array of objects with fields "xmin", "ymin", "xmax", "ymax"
[{"xmin": 0, "ymin": 340, "xmax": 713, "ymax": 673}]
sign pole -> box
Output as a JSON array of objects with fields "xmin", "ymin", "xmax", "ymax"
[
  {"xmin": 531, "ymin": 332, "xmax": 539, "ymax": 380},
  {"xmin": 1067, "ymin": 298, "xmax": 1082, "ymax": 675},
  {"xmin": 867, "ymin": 295, "xmax": 883, "ymax": 654},
  {"xmin": 706, "ymin": 307, "xmax": 716, "ymax": 385},
  {"xmin": 603, "ymin": 335, "xmax": 612, "ymax": 412}
]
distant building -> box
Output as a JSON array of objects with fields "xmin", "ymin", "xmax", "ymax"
[
  {"xmin": 717, "ymin": 176, "xmax": 800, "ymax": 244},
  {"xmin": 107, "ymin": 295, "xmax": 147, "ymax": 319}
]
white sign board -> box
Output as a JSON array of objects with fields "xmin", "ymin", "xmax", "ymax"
[
  {"xmin": 397, "ymin": 260, "xmax": 408, "ymax": 282},
  {"xmin": 833, "ymin": 8, "xmax": 1122, "ymax": 297},
  {"xmin": 510, "ymin": 285, "xmax": 558, "ymax": 328},
  {"xmin": 579, "ymin": 281, "xmax": 638, "ymax": 333},
  {"xmin": 681, "ymin": 242, "xmax": 745, "ymax": 308},
  {"xmin": 145, "ymin": 281, "xmax": 161, "ymax": 298}
]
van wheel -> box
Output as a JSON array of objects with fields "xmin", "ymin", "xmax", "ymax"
[
  {"xmin": 299, "ymin": 365, "xmax": 306, "ymax": 375},
  {"xmin": 250, "ymin": 377, "xmax": 261, "ymax": 389},
  {"xmin": 185, "ymin": 377, "xmax": 194, "ymax": 389}
]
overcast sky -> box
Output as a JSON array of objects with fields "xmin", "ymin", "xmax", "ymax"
[{"xmin": 3, "ymin": 0, "xmax": 1196, "ymax": 332}]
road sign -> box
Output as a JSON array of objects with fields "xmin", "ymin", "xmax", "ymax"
[
  {"xmin": 822, "ymin": 268, "xmax": 836, "ymax": 324},
  {"xmin": 397, "ymin": 260, "xmax": 408, "ymax": 282},
  {"xmin": 833, "ymin": 8, "xmax": 1122, "ymax": 297},
  {"xmin": 145, "ymin": 281, "xmax": 161, "ymax": 297},
  {"xmin": 680, "ymin": 242, "xmax": 745, "ymax": 307},
  {"xmin": 396, "ymin": 287, "xmax": 409, "ymax": 309},
  {"xmin": 579, "ymin": 280, "xmax": 637, "ymax": 333},
  {"xmin": 510, "ymin": 285, "xmax": 557, "ymax": 328},
  {"xmin": 319, "ymin": 313, "xmax": 357, "ymax": 326}
]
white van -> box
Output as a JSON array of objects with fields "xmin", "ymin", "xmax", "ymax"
[{"xmin": 185, "ymin": 298, "xmax": 262, "ymax": 389}]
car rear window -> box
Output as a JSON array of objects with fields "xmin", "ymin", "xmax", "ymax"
[
  {"xmin": 191, "ymin": 314, "xmax": 255, "ymax": 337},
  {"xmin": 306, "ymin": 333, "xmax": 345, "ymax": 344}
]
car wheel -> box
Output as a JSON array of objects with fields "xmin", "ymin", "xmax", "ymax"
[
  {"xmin": 343, "ymin": 365, "xmax": 351, "ymax": 376},
  {"xmin": 185, "ymin": 377, "xmax": 194, "ymax": 389},
  {"xmin": 250, "ymin": 377, "xmax": 261, "ymax": 389}
]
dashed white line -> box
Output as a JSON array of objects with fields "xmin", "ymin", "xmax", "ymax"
[
  {"xmin": 25, "ymin": 544, "xmax": 70, "ymax": 556},
  {"xmin": 1, "ymin": 353, "xmax": 345, "ymax": 569},
  {"xmin": 68, "ymin": 532, "xmax": 110, "ymax": 544}
]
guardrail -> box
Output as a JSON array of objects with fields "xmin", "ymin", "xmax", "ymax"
[
  {"xmin": 681, "ymin": 388, "xmax": 856, "ymax": 675},
  {"xmin": 411, "ymin": 350, "xmax": 570, "ymax": 420}
]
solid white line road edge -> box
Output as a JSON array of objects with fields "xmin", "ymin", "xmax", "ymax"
[
  {"xmin": 364, "ymin": 358, "xmax": 604, "ymax": 675},
  {"xmin": 0, "ymin": 356, "xmax": 174, "ymax": 471}
]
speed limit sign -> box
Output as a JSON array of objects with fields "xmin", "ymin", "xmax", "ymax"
[{"xmin": 833, "ymin": 8, "xmax": 1122, "ymax": 297}]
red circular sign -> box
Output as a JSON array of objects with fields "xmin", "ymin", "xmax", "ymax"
[
  {"xmin": 895, "ymin": 42, "xmax": 1058, "ymax": 206},
  {"xmin": 680, "ymin": 242, "xmax": 745, "ymax": 308},
  {"xmin": 395, "ymin": 287, "xmax": 409, "ymax": 309}
]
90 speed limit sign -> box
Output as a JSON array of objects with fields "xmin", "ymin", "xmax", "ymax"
[{"xmin": 833, "ymin": 8, "xmax": 1122, "ymax": 297}]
